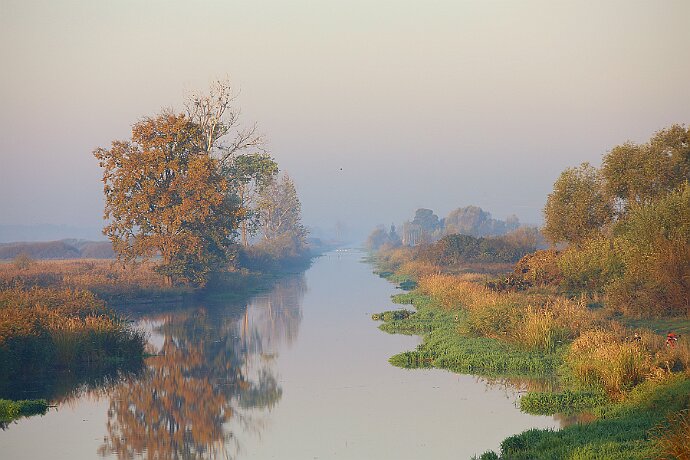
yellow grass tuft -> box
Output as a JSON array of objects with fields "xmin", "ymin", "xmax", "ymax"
[{"xmin": 567, "ymin": 328, "xmax": 654, "ymax": 396}]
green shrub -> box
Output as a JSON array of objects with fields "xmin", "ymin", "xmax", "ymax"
[
  {"xmin": 607, "ymin": 183, "xmax": 690, "ymax": 317},
  {"xmin": 557, "ymin": 237, "xmax": 623, "ymax": 294},
  {"xmin": 0, "ymin": 399, "xmax": 48, "ymax": 423}
]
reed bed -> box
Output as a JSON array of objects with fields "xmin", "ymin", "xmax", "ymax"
[
  {"xmin": 0, "ymin": 286, "xmax": 146, "ymax": 371},
  {"xmin": 416, "ymin": 274, "xmax": 598, "ymax": 352},
  {"xmin": 0, "ymin": 259, "xmax": 186, "ymax": 300}
]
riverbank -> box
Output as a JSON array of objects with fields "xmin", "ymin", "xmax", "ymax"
[
  {"xmin": 373, "ymin": 292, "xmax": 562, "ymax": 376},
  {"xmin": 0, "ymin": 250, "xmax": 561, "ymax": 459},
  {"xmin": 0, "ymin": 248, "xmax": 317, "ymax": 303},
  {"xmin": 0, "ymin": 286, "xmax": 147, "ymax": 406},
  {"xmin": 369, "ymin": 252, "xmax": 690, "ymax": 459},
  {"xmin": 0, "ymin": 399, "xmax": 49, "ymax": 426},
  {"xmin": 0, "ymin": 254, "xmax": 315, "ymax": 425}
]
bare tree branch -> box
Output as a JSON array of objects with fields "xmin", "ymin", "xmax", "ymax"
[{"xmin": 185, "ymin": 78, "xmax": 267, "ymax": 163}]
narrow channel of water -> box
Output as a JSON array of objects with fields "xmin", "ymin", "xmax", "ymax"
[{"xmin": 0, "ymin": 250, "xmax": 561, "ymax": 459}]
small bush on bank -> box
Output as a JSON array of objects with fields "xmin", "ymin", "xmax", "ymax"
[
  {"xmin": 513, "ymin": 249, "xmax": 562, "ymax": 287},
  {"xmin": 0, "ymin": 399, "xmax": 48, "ymax": 423},
  {"xmin": 566, "ymin": 329, "xmax": 653, "ymax": 396}
]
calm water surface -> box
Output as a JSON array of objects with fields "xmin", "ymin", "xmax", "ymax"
[{"xmin": 1, "ymin": 250, "xmax": 561, "ymax": 459}]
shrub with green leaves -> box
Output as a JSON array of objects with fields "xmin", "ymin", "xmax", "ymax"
[
  {"xmin": 0, "ymin": 399, "xmax": 48, "ymax": 423},
  {"xmin": 607, "ymin": 183, "xmax": 690, "ymax": 316},
  {"xmin": 557, "ymin": 237, "xmax": 623, "ymax": 294}
]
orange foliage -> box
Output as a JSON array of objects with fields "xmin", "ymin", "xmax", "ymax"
[
  {"xmin": 94, "ymin": 112, "xmax": 241, "ymax": 285},
  {"xmin": 0, "ymin": 286, "xmax": 126, "ymax": 346},
  {"xmin": 100, "ymin": 336, "xmax": 232, "ymax": 459}
]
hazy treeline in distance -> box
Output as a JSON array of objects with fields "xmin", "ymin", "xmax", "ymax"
[{"xmin": 0, "ymin": 240, "xmax": 114, "ymax": 260}]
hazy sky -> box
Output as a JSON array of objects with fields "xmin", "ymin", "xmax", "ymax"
[{"xmin": 2, "ymin": 0, "xmax": 689, "ymax": 240}]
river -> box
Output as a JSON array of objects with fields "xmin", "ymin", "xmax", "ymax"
[{"xmin": 0, "ymin": 250, "xmax": 561, "ymax": 459}]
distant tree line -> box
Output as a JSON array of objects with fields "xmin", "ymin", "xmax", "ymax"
[
  {"xmin": 399, "ymin": 206, "xmax": 521, "ymax": 246},
  {"xmin": 94, "ymin": 80, "xmax": 307, "ymax": 286},
  {"xmin": 417, "ymin": 229, "xmax": 542, "ymax": 266},
  {"xmin": 366, "ymin": 205, "xmax": 531, "ymax": 252},
  {"xmin": 0, "ymin": 240, "xmax": 114, "ymax": 260}
]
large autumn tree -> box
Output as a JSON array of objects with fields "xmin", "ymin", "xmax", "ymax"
[
  {"xmin": 94, "ymin": 111, "xmax": 241, "ymax": 285},
  {"xmin": 95, "ymin": 80, "xmax": 276, "ymax": 285}
]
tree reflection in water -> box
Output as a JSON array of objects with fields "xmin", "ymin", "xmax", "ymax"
[{"xmin": 99, "ymin": 275, "xmax": 306, "ymax": 459}]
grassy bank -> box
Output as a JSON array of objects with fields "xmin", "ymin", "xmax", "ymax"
[
  {"xmin": 0, "ymin": 399, "xmax": 49, "ymax": 425},
  {"xmin": 485, "ymin": 375, "xmax": 690, "ymax": 460},
  {"xmin": 373, "ymin": 292, "xmax": 562, "ymax": 376},
  {"xmin": 370, "ymin": 251, "xmax": 690, "ymax": 459},
  {"xmin": 0, "ymin": 286, "xmax": 146, "ymax": 372},
  {"xmin": 0, "ymin": 256, "xmax": 313, "ymax": 306},
  {"xmin": 0, "ymin": 259, "xmax": 191, "ymax": 304},
  {"xmin": 0, "ymin": 285, "xmax": 146, "ymax": 421}
]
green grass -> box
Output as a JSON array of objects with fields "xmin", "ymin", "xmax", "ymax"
[
  {"xmin": 390, "ymin": 329, "xmax": 562, "ymax": 375},
  {"xmin": 519, "ymin": 390, "xmax": 608, "ymax": 415},
  {"xmin": 370, "ymin": 257, "xmax": 690, "ymax": 459},
  {"xmin": 622, "ymin": 317, "xmax": 690, "ymax": 336},
  {"xmin": 374, "ymin": 268, "xmax": 417, "ymax": 290},
  {"xmin": 490, "ymin": 375, "xmax": 690, "ymax": 459},
  {"xmin": 0, "ymin": 399, "xmax": 48, "ymax": 424},
  {"xmin": 371, "ymin": 309, "xmax": 413, "ymax": 322},
  {"xmin": 375, "ymin": 292, "xmax": 561, "ymax": 376}
]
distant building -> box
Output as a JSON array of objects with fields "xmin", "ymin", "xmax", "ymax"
[{"xmin": 401, "ymin": 221, "xmax": 422, "ymax": 246}]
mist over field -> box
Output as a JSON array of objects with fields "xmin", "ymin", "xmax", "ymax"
[{"xmin": 2, "ymin": 0, "xmax": 690, "ymax": 243}]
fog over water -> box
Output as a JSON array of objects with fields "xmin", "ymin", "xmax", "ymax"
[{"xmin": 1, "ymin": 1, "xmax": 690, "ymax": 240}]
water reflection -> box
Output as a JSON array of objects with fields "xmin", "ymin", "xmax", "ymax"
[
  {"xmin": 0, "ymin": 361, "xmax": 142, "ymax": 423},
  {"xmin": 1, "ymin": 254, "xmax": 564, "ymax": 459},
  {"xmin": 481, "ymin": 375, "xmax": 560, "ymax": 395},
  {"xmin": 98, "ymin": 275, "xmax": 305, "ymax": 459},
  {"xmin": 240, "ymin": 277, "xmax": 305, "ymax": 359}
]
